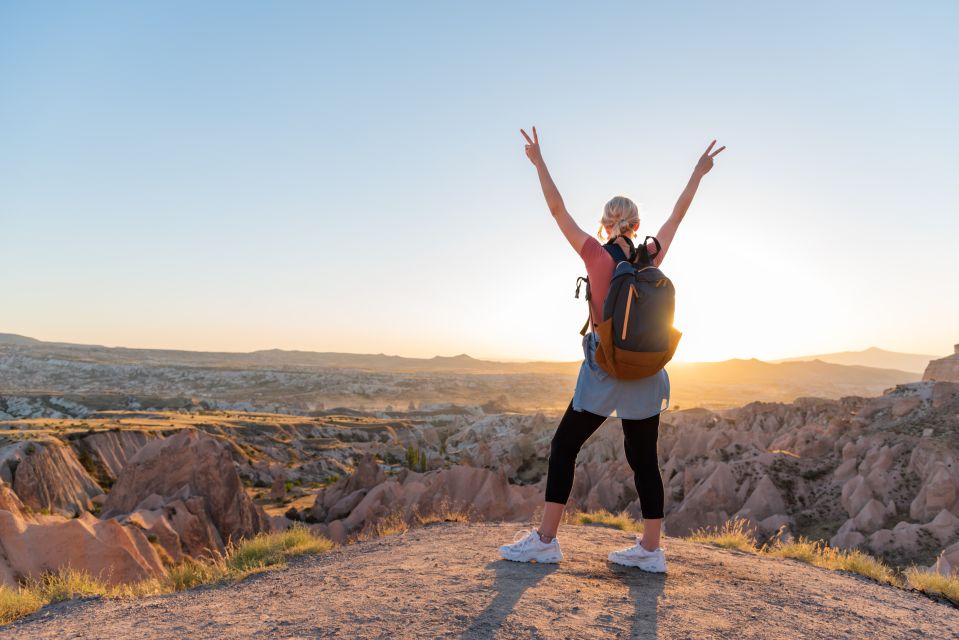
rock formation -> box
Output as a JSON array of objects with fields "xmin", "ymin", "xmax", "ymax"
[
  {"xmin": 0, "ymin": 479, "xmax": 165, "ymax": 587},
  {"xmin": 0, "ymin": 439, "xmax": 103, "ymax": 516},
  {"xmin": 308, "ymin": 454, "xmax": 540, "ymax": 543},
  {"xmin": 102, "ymin": 430, "xmax": 269, "ymax": 556},
  {"xmin": 0, "ymin": 378, "xmax": 957, "ymax": 583},
  {"xmin": 923, "ymin": 344, "xmax": 959, "ymax": 382},
  {"xmin": 303, "ymin": 381, "xmax": 959, "ymax": 572},
  {"xmin": 72, "ymin": 430, "xmax": 158, "ymax": 484}
]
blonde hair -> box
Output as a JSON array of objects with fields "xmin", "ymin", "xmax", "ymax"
[{"xmin": 598, "ymin": 195, "xmax": 639, "ymax": 241}]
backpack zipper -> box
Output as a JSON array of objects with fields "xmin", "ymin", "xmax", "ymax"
[{"xmin": 621, "ymin": 283, "xmax": 638, "ymax": 341}]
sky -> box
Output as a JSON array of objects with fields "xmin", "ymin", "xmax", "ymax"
[{"xmin": 1, "ymin": 1, "xmax": 957, "ymax": 362}]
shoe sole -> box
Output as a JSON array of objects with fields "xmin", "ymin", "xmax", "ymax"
[
  {"xmin": 607, "ymin": 555, "xmax": 666, "ymax": 573},
  {"xmin": 499, "ymin": 552, "xmax": 564, "ymax": 564}
]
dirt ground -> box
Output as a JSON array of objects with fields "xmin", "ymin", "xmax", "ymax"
[{"xmin": 5, "ymin": 521, "xmax": 958, "ymax": 639}]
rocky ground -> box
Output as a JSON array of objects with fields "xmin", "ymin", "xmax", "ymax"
[
  {"xmin": 4, "ymin": 522, "xmax": 958, "ymax": 639},
  {"xmin": 0, "ymin": 380, "xmax": 958, "ymax": 593}
]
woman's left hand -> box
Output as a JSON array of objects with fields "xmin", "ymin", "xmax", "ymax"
[
  {"xmin": 521, "ymin": 127, "xmax": 544, "ymax": 167},
  {"xmin": 694, "ymin": 139, "xmax": 726, "ymax": 176}
]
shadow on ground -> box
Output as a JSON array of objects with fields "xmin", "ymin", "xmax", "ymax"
[
  {"xmin": 461, "ymin": 560, "xmax": 558, "ymax": 638},
  {"xmin": 610, "ymin": 561, "xmax": 666, "ymax": 639}
]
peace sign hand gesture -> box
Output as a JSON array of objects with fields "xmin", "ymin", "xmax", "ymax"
[
  {"xmin": 520, "ymin": 127, "xmax": 543, "ymax": 167},
  {"xmin": 694, "ymin": 140, "xmax": 726, "ymax": 177}
]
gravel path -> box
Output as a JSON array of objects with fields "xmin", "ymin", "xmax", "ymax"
[{"xmin": 5, "ymin": 522, "xmax": 958, "ymax": 639}]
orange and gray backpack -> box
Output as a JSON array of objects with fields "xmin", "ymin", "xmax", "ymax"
[{"xmin": 574, "ymin": 235, "xmax": 682, "ymax": 379}]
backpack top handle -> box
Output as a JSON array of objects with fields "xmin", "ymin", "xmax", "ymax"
[{"xmin": 636, "ymin": 235, "xmax": 662, "ymax": 266}]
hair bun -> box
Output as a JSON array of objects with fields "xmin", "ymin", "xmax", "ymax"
[{"xmin": 599, "ymin": 195, "xmax": 640, "ymax": 241}]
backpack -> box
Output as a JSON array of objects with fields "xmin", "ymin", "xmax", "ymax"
[{"xmin": 574, "ymin": 235, "xmax": 682, "ymax": 379}]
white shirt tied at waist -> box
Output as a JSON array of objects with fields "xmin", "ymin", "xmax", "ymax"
[{"xmin": 571, "ymin": 331, "xmax": 670, "ymax": 421}]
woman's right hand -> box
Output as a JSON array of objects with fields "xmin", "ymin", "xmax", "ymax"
[
  {"xmin": 693, "ymin": 139, "xmax": 726, "ymax": 177},
  {"xmin": 521, "ymin": 127, "xmax": 543, "ymax": 167}
]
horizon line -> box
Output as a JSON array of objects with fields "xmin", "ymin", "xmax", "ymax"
[{"xmin": 0, "ymin": 331, "xmax": 943, "ymax": 367}]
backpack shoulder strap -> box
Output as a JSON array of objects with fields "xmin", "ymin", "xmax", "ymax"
[
  {"xmin": 603, "ymin": 236, "xmax": 636, "ymax": 264},
  {"xmin": 575, "ymin": 276, "xmax": 593, "ymax": 336}
]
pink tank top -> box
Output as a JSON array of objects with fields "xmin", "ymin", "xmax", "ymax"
[{"xmin": 579, "ymin": 237, "xmax": 615, "ymax": 327}]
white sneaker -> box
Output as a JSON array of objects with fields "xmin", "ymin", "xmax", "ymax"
[
  {"xmin": 499, "ymin": 528, "xmax": 564, "ymax": 563},
  {"xmin": 608, "ymin": 538, "xmax": 667, "ymax": 573}
]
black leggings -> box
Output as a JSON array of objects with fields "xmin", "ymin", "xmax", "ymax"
[{"xmin": 544, "ymin": 401, "xmax": 664, "ymax": 519}]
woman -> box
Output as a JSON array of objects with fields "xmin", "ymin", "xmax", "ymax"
[{"xmin": 499, "ymin": 127, "xmax": 725, "ymax": 572}]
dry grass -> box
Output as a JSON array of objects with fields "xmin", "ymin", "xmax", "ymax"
[
  {"xmin": 415, "ymin": 502, "xmax": 471, "ymax": 526},
  {"xmin": 163, "ymin": 557, "xmax": 227, "ymax": 592},
  {"xmin": 763, "ymin": 538, "xmax": 897, "ymax": 585},
  {"xmin": 688, "ymin": 519, "xmax": 757, "ymax": 553},
  {"xmin": 0, "ymin": 586, "xmax": 44, "ymax": 625},
  {"xmin": 350, "ymin": 503, "xmax": 472, "ymax": 544},
  {"xmin": 689, "ymin": 522, "xmax": 899, "ymax": 586},
  {"xmin": 351, "ymin": 512, "xmax": 411, "ymax": 542},
  {"xmin": 0, "ymin": 524, "xmax": 333, "ymax": 627},
  {"xmin": 226, "ymin": 525, "xmax": 332, "ymax": 574},
  {"xmin": 904, "ymin": 567, "xmax": 959, "ymax": 604},
  {"xmin": 576, "ymin": 509, "xmax": 645, "ymax": 534}
]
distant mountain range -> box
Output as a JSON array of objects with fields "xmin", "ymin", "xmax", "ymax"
[
  {"xmin": 0, "ymin": 333, "xmax": 576, "ymax": 374},
  {"xmin": 0, "ymin": 333, "xmax": 937, "ymax": 375},
  {"xmin": 0, "ymin": 334, "xmax": 926, "ymax": 406},
  {"xmin": 0, "ymin": 332, "xmax": 928, "ymax": 409},
  {"xmin": 771, "ymin": 347, "xmax": 938, "ymax": 374}
]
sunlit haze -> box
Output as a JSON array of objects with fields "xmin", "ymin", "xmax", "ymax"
[{"xmin": 2, "ymin": 2, "xmax": 957, "ymax": 362}]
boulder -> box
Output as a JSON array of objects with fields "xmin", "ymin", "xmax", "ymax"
[
  {"xmin": 758, "ymin": 513, "xmax": 794, "ymax": 538},
  {"xmin": 909, "ymin": 465, "xmax": 959, "ymax": 521},
  {"xmin": 10, "ymin": 440, "xmax": 103, "ymax": 516},
  {"xmin": 891, "ymin": 397, "xmax": 921, "ymax": 417},
  {"xmin": 123, "ymin": 495, "xmax": 225, "ymax": 560},
  {"xmin": 922, "ymin": 346, "xmax": 959, "ymax": 381},
  {"xmin": 326, "ymin": 520, "xmax": 348, "ymax": 544},
  {"xmin": 310, "ymin": 463, "xmax": 540, "ymax": 536},
  {"xmin": 866, "ymin": 511, "xmax": 959, "ymax": 558},
  {"xmin": 328, "ymin": 489, "xmax": 368, "ymax": 521},
  {"xmin": 853, "ymin": 499, "xmax": 888, "ymax": 533},
  {"xmin": 932, "ymin": 540, "xmax": 959, "ymax": 576},
  {"xmin": 0, "ymin": 480, "xmax": 27, "ymax": 518},
  {"xmin": 736, "ymin": 475, "xmax": 786, "ymax": 522},
  {"xmin": 72, "ymin": 430, "xmax": 157, "ymax": 483},
  {"xmin": 830, "ymin": 519, "xmax": 865, "ymax": 549},
  {"xmin": 269, "ymin": 473, "xmax": 287, "ymax": 502},
  {"xmin": 102, "ymin": 430, "xmax": 268, "ymax": 546},
  {"xmin": 833, "ymin": 458, "xmax": 858, "ymax": 483},
  {"xmin": 309, "ymin": 454, "xmax": 387, "ymax": 521},
  {"xmin": 841, "ymin": 475, "xmax": 873, "ymax": 518},
  {"xmin": 667, "ymin": 462, "xmax": 741, "ymax": 535},
  {"xmin": 0, "ymin": 510, "xmax": 166, "ymax": 588},
  {"xmin": 269, "ymin": 515, "xmax": 294, "ymax": 532},
  {"xmin": 932, "ymin": 381, "xmax": 959, "ymax": 407}
]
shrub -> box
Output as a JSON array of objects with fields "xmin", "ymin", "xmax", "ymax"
[
  {"xmin": 226, "ymin": 525, "xmax": 333, "ymax": 575},
  {"xmin": 405, "ymin": 444, "xmax": 428, "ymax": 472},
  {"xmin": 416, "ymin": 504, "xmax": 470, "ymax": 526},
  {"xmin": 165, "ymin": 557, "xmax": 227, "ymax": 592},
  {"xmin": 764, "ymin": 538, "xmax": 897, "ymax": 585},
  {"xmin": 688, "ymin": 519, "xmax": 757, "ymax": 553},
  {"xmin": 0, "ymin": 586, "xmax": 44, "ymax": 625},
  {"xmin": 577, "ymin": 510, "xmax": 645, "ymax": 534},
  {"xmin": 361, "ymin": 513, "xmax": 410, "ymax": 540},
  {"xmin": 904, "ymin": 567, "xmax": 959, "ymax": 603}
]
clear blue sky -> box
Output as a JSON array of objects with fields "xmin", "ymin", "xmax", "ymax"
[{"xmin": 2, "ymin": 1, "xmax": 957, "ymax": 361}]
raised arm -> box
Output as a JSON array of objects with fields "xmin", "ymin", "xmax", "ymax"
[
  {"xmin": 521, "ymin": 127, "xmax": 589, "ymax": 254},
  {"xmin": 652, "ymin": 140, "xmax": 726, "ymax": 265}
]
